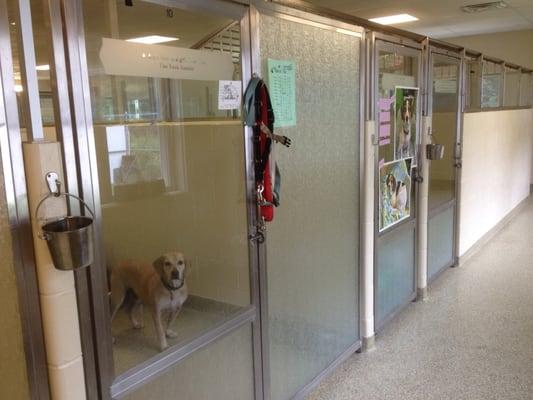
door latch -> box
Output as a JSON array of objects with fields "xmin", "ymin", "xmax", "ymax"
[
  {"xmin": 249, "ymin": 231, "xmax": 265, "ymax": 244},
  {"xmin": 412, "ymin": 168, "xmax": 423, "ymax": 183}
]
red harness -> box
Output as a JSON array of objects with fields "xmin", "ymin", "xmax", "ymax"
[{"xmin": 257, "ymin": 85, "xmax": 274, "ymax": 222}]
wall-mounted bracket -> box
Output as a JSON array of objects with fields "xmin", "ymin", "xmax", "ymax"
[{"xmin": 45, "ymin": 172, "xmax": 61, "ymax": 197}]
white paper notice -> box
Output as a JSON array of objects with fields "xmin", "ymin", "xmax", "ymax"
[
  {"xmin": 218, "ymin": 80, "xmax": 242, "ymax": 110},
  {"xmin": 99, "ymin": 38, "xmax": 234, "ymax": 81}
]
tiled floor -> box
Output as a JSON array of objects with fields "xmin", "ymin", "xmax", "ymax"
[{"xmin": 307, "ymin": 197, "xmax": 533, "ymax": 400}]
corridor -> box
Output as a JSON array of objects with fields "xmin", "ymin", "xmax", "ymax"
[{"xmin": 308, "ymin": 197, "xmax": 533, "ymax": 400}]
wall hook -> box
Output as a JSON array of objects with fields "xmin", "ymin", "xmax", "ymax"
[{"xmin": 45, "ymin": 172, "xmax": 61, "ymax": 197}]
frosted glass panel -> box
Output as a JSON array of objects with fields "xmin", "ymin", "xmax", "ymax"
[
  {"xmin": 482, "ymin": 61, "xmax": 502, "ymax": 108},
  {"xmin": 504, "ymin": 67, "xmax": 520, "ymax": 107},
  {"xmin": 123, "ymin": 324, "xmax": 254, "ymax": 400},
  {"xmin": 260, "ymin": 15, "xmax": 360, "ymax": 400},
  {"xmin": 428, "ymin": 206, "xmax": 455, "ymax": 281},
  {"xmin": 519, "ymin": 72, "xmax": 532, "ymax": 106},
  {"xmin": 376, "ymin": 225, "xmax": 415, "ymax": 327}
]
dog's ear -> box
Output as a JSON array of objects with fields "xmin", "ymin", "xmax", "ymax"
[{"xmin": 152, "ymin": 256, "xmax": 165, "ymax": 276}]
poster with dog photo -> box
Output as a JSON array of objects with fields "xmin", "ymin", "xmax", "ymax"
[
  {"xmin": 394, "ymin": 86, "xmax": 418, "ymax": 161},
  {"xmin": 379, "ymin": 158, "xmax": 412, "ymax": 232}
]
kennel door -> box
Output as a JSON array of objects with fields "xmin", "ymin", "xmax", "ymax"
[
  {"xmin": 58, "ymin": 0, "xmax": 260, "ymax": 398},
  {"xmin": 427, "ymin": 51, "xmax": 461, "ymax": 281},
  {"xmin": 374, "ymin": 40, "xmax": 422, "ymax": 330}
]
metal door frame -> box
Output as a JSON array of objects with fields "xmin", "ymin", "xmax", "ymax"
[
  {"xmin": 426, "ymin": 47, "xmax": 463, "ymax": 283},
  {"xmin": 373, "ymin": 35, "xmax": 424, "ymax": 332},
  {"xmin": 0, "ymin": 1, "xmax": 50, "ymax": 398},
  {"xmin": 43, "ymin": 0, "xmax": 263, "ymax": 398}
]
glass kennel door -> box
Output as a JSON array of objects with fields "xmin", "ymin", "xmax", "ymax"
[
  {"xmin": 374, "ymin": 40, "xmax": 422, "ymax": 330},
  {"xmin": 427, "ymin": 52, "xmax": 461, "ymax": 281},
  {"xmin": 58, "ymin": 0, "xmax": 259, "ymax": 398}
]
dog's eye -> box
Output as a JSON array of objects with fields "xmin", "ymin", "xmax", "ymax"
[
  {"xmin": 178, "ymin": 260, "xmax": 184, "ymax": 266},
  {"xmin": 164, "ymin": 261, "xmax": 171, "ymax": 266}
]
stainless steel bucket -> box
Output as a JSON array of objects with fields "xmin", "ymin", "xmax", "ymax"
[
  {"xmin": 36, "ymin": 192, "xmax": 95, "ymax": 271},
  {"xmin": 41, "ymin": 216, "xmax": 94, "ymax": 270}
]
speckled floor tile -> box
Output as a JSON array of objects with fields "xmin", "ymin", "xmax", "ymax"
[{"xmin": 307, "ymin": 197, "xmax": 533, "ymax": 400}]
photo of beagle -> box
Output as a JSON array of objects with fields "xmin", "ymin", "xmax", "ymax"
[
  {"xmin": 109, "ymin": 251, "xmax": 188, "ymax": 351},
  {"xmin": 380, "ymin": 158, "xmax": 412, "ymax": 231},
  {"xmin": 394, "ymin": 87, "xmax": 418, "ymax": 160}
]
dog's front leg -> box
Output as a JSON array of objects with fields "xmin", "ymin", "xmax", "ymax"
[
  {"xmin": 165, "ymin": 307, "xmax": 182, "ymax": 339},
  {"xmin": 152, "ymin": 306, "xmax": 168, "ymax": 351}
]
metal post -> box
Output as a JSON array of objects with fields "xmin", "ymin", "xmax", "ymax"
[
  {"xmin": 360, "ymin": 31, "xmax": 375, "ymax": 351},
  {"xmin": 416, "ymin": 39, "xmax": 430, "ymax": 301},
  {"xmin": 13, "ymin": 0, "xmax": 44, "ymax": 140}
]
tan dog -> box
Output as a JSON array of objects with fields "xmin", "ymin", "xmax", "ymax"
[{"xmin": 110, "ymin": 252, "xmax": 188, "ymax": 351}]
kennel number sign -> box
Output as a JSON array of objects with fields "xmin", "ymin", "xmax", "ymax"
[{"xmin": 267, "ymin": 59, "xmax": 296, "ymax": 127}]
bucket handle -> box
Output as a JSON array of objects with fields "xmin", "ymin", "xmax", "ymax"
[{"xmin": 35, "ymin": 192, "xmax": 95, "ymax": 240}]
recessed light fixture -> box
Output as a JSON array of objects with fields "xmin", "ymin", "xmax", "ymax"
[
  {"xmin": 369, "ymin": 13, "xmax": 418, "ymax": 25},
  {"xmin": 14, "ymin": 84, "xmax": 23, "ymax": 93},
  {"xmin": 126, "ymin": 35, "xmax": 179, "ymax": 45},
  {"xmin": 36, "ymin": 64, "xmax": 50, "ymax": 71}
]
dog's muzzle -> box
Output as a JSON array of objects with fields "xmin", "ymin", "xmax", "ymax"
[{"xmin": 165, "ymin": 270, "xmax": 184, "ymax": 291}]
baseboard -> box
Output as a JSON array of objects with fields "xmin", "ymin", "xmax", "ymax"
[{"xmin": 458, "ymin": 195, "xmax": 530, "ymax": 266}]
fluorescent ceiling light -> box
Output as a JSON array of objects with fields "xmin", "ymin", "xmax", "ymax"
[
  {"xmin": 369, "ymin": 14, "xmax": 418, "ymax": 25},
  {"xmin": 14, "ymin": 84, "xmax": 23, "ymax": 93},
  {"xmin": 36, "ymin": 64, "xmax": 50, "ymax": 71},
  {"xmin": 126, "ymin": 35, "xmax": 179, "ymax": 45}
]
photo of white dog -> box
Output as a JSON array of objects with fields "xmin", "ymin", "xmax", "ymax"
[{"xmin": 394, "ymin": 87, "xmax": 418, "ymax": 160}]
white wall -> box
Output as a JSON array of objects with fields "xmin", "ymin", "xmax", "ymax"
[
  {"xmin": 447, "ymin": 29, "xmax": 533, "ymax": 69},
  {"xmin": 459, "ymin": 109, "xmax": 533, "ymax": 256}
]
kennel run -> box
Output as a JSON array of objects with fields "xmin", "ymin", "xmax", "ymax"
[{"xmin": 0, "ymin": 0, "xmax": 532, "ymax": 399}]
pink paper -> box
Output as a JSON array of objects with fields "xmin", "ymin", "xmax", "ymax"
[
  {"xmin": 378, "ymin": 97, "xmax": 394, "ymax": 111},
  {"xmin": 379, "ymin": 111, "xmax": 391, "ymax": 123},
  {"xmin": 379, "ymin": 123, "xmax": 390, "ymax": 138}
]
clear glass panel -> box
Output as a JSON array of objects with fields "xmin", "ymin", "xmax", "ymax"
[
  {"xmin": 428, "ymin": 206, "xmax": 455, "ymax": 281},
  {"xmin": 465, "ymin": 58, "xmax": 481, "ymax": 109},
  {"xmin": 519, "ymin": 72, "xmax": 532, "ymax": 106},
  {"xmin": 122, "ymin": 324, "xmax": 254, "ymax": 400},
  {"xmin": 377, "ymin": 50, "xmax": 420, "ymax": 165},
  {"xmin": 376, "ymin": 225, "xmax": 415, "ymax": 326},
  {"xmin": 82, "ymin": 0, "xmax": 251, "ymax": 375},
  {"xmin": 482, "ymin": 60, "xmax": 502, "ymax": 108},
  {"xmin": 429, "ymin": 55, "xmax": 459, "ymax": 209},
  {"xmin": 7, "ymin": 0, "xmax": 58, "ymax": 140},
  {"xmin": 504, "ymin": 67, "xmax": 520, "ymax": 107},
  {"xmin": 259, "ymin": 15, "xmax": 360, "ymax": 400}
]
